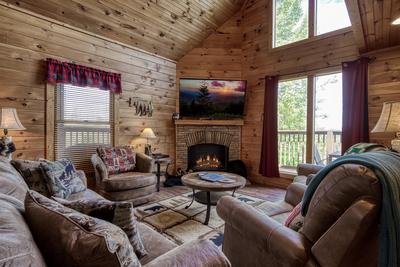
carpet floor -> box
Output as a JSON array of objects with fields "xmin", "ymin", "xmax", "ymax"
[{"xmin": 135, "ymin": 184, "xmax": 286, "ymax": 248}]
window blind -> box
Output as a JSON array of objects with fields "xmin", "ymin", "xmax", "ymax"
[{"xmin": 55, "ymin": 84, "xmax": 113, "ymax": 173}]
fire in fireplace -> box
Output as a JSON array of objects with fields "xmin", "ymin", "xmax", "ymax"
[
  {"xmin": 196, "ymin": 154, "xmax": 222, "ymax": 169},
  {"xmin": 187, "ymin": 143, "xmax": 228, "ymax": 171}
]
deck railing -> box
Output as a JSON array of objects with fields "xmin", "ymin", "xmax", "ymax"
[{"xmin": 278, "ymin": 130, "xmax": 342, "ymax": 168}]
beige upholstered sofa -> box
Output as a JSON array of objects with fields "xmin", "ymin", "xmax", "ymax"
[
  {"xmin": 0, "ymin": 157, "xmax": 231, "ymax": 267},
  {"xmin": 91, "ymin": 152, "xmax": 157, "ymax": 206},
  {"xmin": 217, "ymin": 163, "xmax": 381, "ymax": 267}
]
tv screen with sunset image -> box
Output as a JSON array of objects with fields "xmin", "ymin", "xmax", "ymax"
[{"xmin": 179, "ymin": 79, "xmax": 246, "ymax": 119}]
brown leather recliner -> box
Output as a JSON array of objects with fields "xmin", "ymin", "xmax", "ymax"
[{"xmin": 217, "ymin": 163, "xmax": 381, "ymax": 267}]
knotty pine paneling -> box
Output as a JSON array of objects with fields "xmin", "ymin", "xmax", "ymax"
[
  {"xmin": 177, "ymin": 12, "xmax": 243, "ymax": 81},
  {"xmin": 369, "ymin": 46, "xmax": 400, "ymax": 147},
  {"xmin": 3, "ymin": 0, "xmax": 245, "ymax": 60},
  {"xmin": 241, "ymin": 0, "xmax": 360, "ymax": 187},
  {"xmin": 0, "ymin": 3, "xmax": 176, "ymax": 163}
]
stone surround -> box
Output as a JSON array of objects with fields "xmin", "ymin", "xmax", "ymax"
[{"xmin": 176, "ymin": 125, "xmax": 241, "ymax": 170}]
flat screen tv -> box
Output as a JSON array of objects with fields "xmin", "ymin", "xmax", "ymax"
[{"xmin": 179, "ymin": 78, "xmax": 246, "ymax": 119}]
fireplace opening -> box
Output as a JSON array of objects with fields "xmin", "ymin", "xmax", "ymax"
[{"xmin": 187, "ymin": 143, "xmax": 228, "ymax": 171}]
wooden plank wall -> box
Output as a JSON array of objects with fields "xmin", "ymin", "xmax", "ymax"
[
  {"xmin": 369, "ymin": 46, "xmax": 400, "ymax": 146},
  {"xmin": 0, "ymin": 3, "xmax": 176, "ymax": 162},
  {"xmin": 177, "ymin": 12, "xmax": 243, "ymax": 81},
  {"xmin": 241, "ymin": 0, "xmax": 360, "ymax": 187},
  {"xmin": 2, "ymin": 0, "xmax": 245, "ymax": 60}
]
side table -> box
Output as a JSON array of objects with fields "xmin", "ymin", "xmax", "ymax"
[{"xmin": 153, "ymin": 155, "xmax": 171, "ymax": 192}]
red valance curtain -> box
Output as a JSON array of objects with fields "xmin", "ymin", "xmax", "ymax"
[
  {"xmin": 46, "ymin": 58, "xmax": 122, "ymax": 94},
  {"xmin": 259, "ymin": 76, "xmax": 280, "ymax": 178},
  {"xmin": 341, "ymin": 57, "xmax": 370, "ymax": 152}
]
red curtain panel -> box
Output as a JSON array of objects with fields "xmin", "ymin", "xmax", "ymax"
[
  {"xmin": 259, "ymin": 76, "xmax": 280, "ymax": 178},
  {"xmin": 46, "ymin": 58, "xmax": 122, "ymax": 94},
  {"xmin": 342, "ymin": 57, "xmax": 370, "ymax": 153}
]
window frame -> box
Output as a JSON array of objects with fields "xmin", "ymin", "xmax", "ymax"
[
  {"xmin": 272, "ymin": 0, "xmax": 352, "ymax": 49},
  {"xmin": 45, "ymin": 83, "xmax": 118, "ymax": 162},
  {"xmin": 277, "ymin": 66, "xmax": 343, "ymax": 174}
]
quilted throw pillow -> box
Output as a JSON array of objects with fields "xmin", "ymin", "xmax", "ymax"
[
  {"xmin": 97, "ymin": 146, "xmax": 136, "ymax": 175},
  {"xmin": 25, "ymin": 191, "xmax": 140, "ymax": 267},
  {"xmin": 284, "ymin": 203, "xmax": 304, "ymax": 231},
  {"xmin": 11, "ymin": 159, "xmax": 51, "ymax": 197},
  {"xmin": 40, "ymin": 159, "xmax": 86, "ymax": 199},
  {"xmin": 53, "ymin": 197, "xmax": 147, "ymax": 259}
]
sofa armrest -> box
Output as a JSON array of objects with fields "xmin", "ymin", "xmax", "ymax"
[
  {"xmin": 284, "ymin": 182, "xmax": 307, "ymax": 206},
  {"xmin": 91, "ymin": 154, "xmax": 108, "ymax": 184},
  {"xmin": 297, "ymin": 163, "xmax": 323, "ymax": 176},
  {"xmin": 143, "ymin": 239, "xmax": 231, "ymax": 267},
  {"xmin": 75, "ymin": 170, "xmax": 87, "ymax": 188},
  {"xmin": 217, "ymin": 196, "xmax": 310, "ymax": 267},
  {"xmin": 135, "ymin": 153, "xmax": 154, "ymax": 173}
]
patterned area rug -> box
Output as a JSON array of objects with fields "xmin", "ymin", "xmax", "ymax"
[{"xmin": 135, "ymin": 191, "xmax": 268, "ymax": 249}]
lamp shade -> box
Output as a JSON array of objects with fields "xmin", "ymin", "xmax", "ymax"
[
  {"xmin": 0, "ymin": 108, "xmax": 25, "ymax": 131},
  {"xmin": 140, "ymin": 128, "xmax": 156, "ymax": 139},
  {"xmin": 371, "ymin": 102, "xmax": 400, "ymax": 133}
]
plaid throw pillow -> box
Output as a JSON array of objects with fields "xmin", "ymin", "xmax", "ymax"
[
  {"xmin": 284, "ymin": 203, "xmax": 304, "ymax": 231},
  {"xmin": 40, "ymin": 159, "xmax": 86, "ymax": 199},
  {"xmin": 97, "ymin": 146, "xmax": 136, "ymax": 175},
  {"xmin": 53, "ymin": 197, "xmax": 147, "ymax": 259}
]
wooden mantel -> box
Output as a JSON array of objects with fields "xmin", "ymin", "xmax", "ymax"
[{"xmin": 174, "ymin": 119, "xmax": 244, "ymax": 126}]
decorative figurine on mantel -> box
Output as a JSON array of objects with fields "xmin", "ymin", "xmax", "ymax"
[
  {"xmin": 0, "ymin": 108, "xmax": 25, "ymax": 159},
  {"xmin": 140, "ymin": 128, "xmax": 156, "ymax": 156}
]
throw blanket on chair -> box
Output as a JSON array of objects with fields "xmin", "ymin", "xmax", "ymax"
[{"xmin": 301, "ymin": 151, "xmax": 400, "ymax": 267}]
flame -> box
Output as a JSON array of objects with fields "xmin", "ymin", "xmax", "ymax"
[{"xmin": 195, "ymin": 154, "xmax": 222, "ymax": 169}]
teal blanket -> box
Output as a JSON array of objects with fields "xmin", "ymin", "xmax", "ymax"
[{"xmin": 301, "ymin": 151, "xmax": 400, "ymax": 267}]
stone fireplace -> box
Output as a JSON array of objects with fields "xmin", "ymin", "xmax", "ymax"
[{"xmin": 175, "ymin": 124, "xmax": 241, "ymax": 171}]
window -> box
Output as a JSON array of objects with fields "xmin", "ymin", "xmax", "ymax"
[
  {"xmin": 274, "ymin": 0, "xmax": 308, "ymax": 47},
  {"xmin": 316, "ymin": 0, "xmax": 351, "ymax": 35},
  {"xmin": 273, "ymin": 0, "xmax": 351, "ymax": 47},
  {"xmin": 55, "ymin": 84, "xmax": 113, "ymax": 173},
  {"xmin": 277, "ymin": 72, "xmax": 343, "ymax": 170},
  {"xmin": 278, "ymin": 78, "xmax": 308, "ymax": 168},
  {"xmin": 314, "ymin": 72, "xmax": 342, "ymax": 164}
]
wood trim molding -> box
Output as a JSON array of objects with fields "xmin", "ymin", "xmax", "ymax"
[
  {"xmin": 306, "ymin": 76, "xmax": 315, "ymax": 163},
  {"xmin": 113, "ymin": 94, "xmax": 119, "ymax": 147},
  {"xmin": 344, "ymin": 0, "xmax": 367, "ymax": 52},
  {"xmin": 174, "ymin": 119, "xmax": 244, "ymax": 126},
  {"xmin": 45, "ymin": 83, "xmax": 55, "ymax": 160}
]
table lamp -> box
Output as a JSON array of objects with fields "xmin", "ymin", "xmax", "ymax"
[
  {"xmin": 140, "ymin": 128, "xmax": 156, "ymax": 156},
  {"xmin": 371, "ymin": 102, "xmax": 400, "ymax": 151},
  {"xmin": 0, "ymin": 108, "xmax": 25, "ymax": 158}
]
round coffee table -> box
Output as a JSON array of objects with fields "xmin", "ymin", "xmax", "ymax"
[{"xmin": 181, "ymin": 172, "xmax": 246, "ymax": 225}]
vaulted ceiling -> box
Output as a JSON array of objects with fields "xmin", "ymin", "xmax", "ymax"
[
  {"xmin": 346, "ymin": 0, "xmax": 400, "ymax": 53},
  {"xmin": 5, "ymin": 0, "xmax": 245, "ymax": 60}
]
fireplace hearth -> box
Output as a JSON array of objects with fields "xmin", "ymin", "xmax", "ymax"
[{"xmin": 187, "ymin": 143, "xmax": 228, "ymax": 171}]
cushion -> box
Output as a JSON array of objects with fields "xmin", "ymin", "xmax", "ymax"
[
  {"xmin": 344, "ymin": 143, "xmax": 388, "ymax": 155},
  {"xmin": 11, "ymin": 159, "xmax": 50, "ymax": 197},
  {"xmin": 24, "ymin": 191, "xmax": 140, "ymax": 267},
  {"xmin": 97, "ymin": 146, "xmax": 136, "ymax": 175},
  {"xmin": 104, "ymin": 172, "xmax": 156, "ymax": 191},
  {"xmin": 137, "ymin": 223, "xmax": 177, "ymax": 265},
  {"xmin": 54, "ymin": 197, "xmax": 147, "ymax": 258},
  {"xmin": 284, "ymin": 203, "xmax": 304, "ymax": 231},
  {"xmin": 40, "ymin": 159, "xmax": 86, "ymax": 198},
  {"xmin": 0, "ymin": 193, "xmax": 46, "ymax": 267}
]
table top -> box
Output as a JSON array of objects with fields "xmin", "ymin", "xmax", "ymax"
[
  {"xmin": 153, "ymin": 156, "xmax": 171, "ymax": 163},
  {"xmin": 181, "ymin": 171, "xmax": 246, "ymax": 192}
]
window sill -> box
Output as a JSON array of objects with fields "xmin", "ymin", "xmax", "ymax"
[
  {"xmin": 279, "ymin": 167, "xmax": 297, "ymax": 179},
  {"xmin": 271, "ymin": 27, "xmax": 353, "ymax": 52}
]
